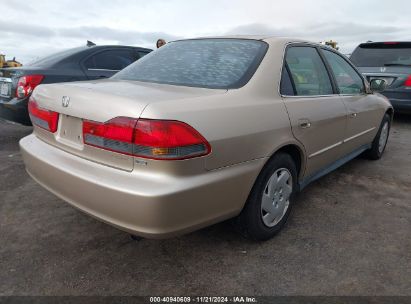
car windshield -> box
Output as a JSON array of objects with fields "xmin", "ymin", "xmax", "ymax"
[
  {"xmin": 113, "ymin": 39, "xmax": 268, "ymax": 89},
  {"xmin": 27, "ymin": 47, "xmax": 87, "ymax": 67},
  {"xmin": 350, "ymin": 43, "xmax": 411, "ymax": 67}
]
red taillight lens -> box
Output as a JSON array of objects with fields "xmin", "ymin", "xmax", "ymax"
[
  {"xmin": 16, "ymin": 75, "xmax": 44, "ymax": 99},
  {"xmin": 404, "ymin": 75, "xmax": 411, "ymax": 87},
  {"xmin": 82, "ymin": 118, "xmax": 211, "ymax": 160},
  {"xmin": 133, "ymin": 119, "xmax": 211, "ymax": 159},
  {"xmin": 28, "ymin": 97, "xmax": 59, "ymax": 133},
  {"xmin": 83, "ymin": 117, "xmax": 138, "ymax": 155}
]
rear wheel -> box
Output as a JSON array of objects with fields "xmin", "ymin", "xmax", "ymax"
[
  {"xmin": 237, "ymin": 153, "xmax": 297, "ymax": 241},
  {"xmin": 365, "ymin": 114, "xmax": 391, "ymax": 160}
]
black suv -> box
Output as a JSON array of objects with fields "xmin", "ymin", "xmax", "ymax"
[
  {"xmin": 0, "ymin": 45, "xmax": 152, "ymax": 125},
  {"xmin": 350, "ymin": 42, "xmax": 411, "ymax": 114}
]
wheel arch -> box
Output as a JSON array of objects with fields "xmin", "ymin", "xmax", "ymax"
[
  {"xmin": 236, "ymin": 141, "xmax": 306, "ymax": 237},
  {"xmin": 386, "ymin": 107, "xmax": 394, "ymax": 121},
  {"xmin": 265, "ymin": 142, "xmax": 307, "ymax": 181}
]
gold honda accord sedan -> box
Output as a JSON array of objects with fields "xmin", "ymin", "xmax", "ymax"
[{"xmin": 20, "ymin": 37, "xmax": 393, "ymax": 240}]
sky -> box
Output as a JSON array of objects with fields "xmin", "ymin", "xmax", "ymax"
[{"xmin": 1, "ymin": 0, "xmax": 410, "ymax": 64}]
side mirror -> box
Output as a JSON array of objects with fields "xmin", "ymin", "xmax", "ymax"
[{"xmin": 369, "ymin": 79, "xmax": 387, "ymax": 93}]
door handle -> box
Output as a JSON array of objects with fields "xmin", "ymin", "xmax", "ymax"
[
  {"xmin": 299, "ymin": 120, "xmax": 311, "ymax": 129},
  {"xmin": 349, "ymin": 112, "xmax": 358, "ymax": 118}
]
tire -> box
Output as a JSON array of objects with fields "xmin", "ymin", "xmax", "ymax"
[
  {"xmin": 237, "ymin": 153, "xmax": 298, "ymax": 241},
  {"xmin": 365, "ymin": 113, "xmax": 391, "ymax": 160}
]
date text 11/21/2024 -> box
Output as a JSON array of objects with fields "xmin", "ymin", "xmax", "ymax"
[{"xmin": 149, "ymin": 296, "xmax": 257, "ymax": 303}]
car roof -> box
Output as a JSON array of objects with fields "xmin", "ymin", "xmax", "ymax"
[
  {"xmin": 87, "ymin": 45, "xmax": 152, "ymax": 51},
  {"xmin": 358, "ymin": 41, "xmax": 411, "ymax": 47},
  {"xmin": 27, "ymin": 45, "xmax": 153, "ymax": 68},
  {"xmin": 181, "ymin": 35, "xmax": 271, "ymax": 40},
  {"xmin": 360, "ymin": 41, "xmax": 411, "ymax": 44},
  {"xmin": 172, "ymin": 35, "xmax": 315, "ymax": 45}
]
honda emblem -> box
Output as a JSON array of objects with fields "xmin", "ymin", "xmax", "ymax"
[{"xmin": 62, "ymin": 96, "xmax": 70, "ymax": 107}]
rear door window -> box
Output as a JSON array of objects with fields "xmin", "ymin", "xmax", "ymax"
[
  {"xmin": 84, "ymin": 49, "xmax": 138, "ymax": 71},
  {"xmin": 285, "ymin": 46, "xmax": 333, "ymax": 96},
  {"xmin": 280, "ymin": 65, "xmax": 295, "ymax": 96},
  {"xmin": 323, "ymin": 49, "xmax": 365, "ymax": 95}
]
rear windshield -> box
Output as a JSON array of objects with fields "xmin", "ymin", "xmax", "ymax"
[
  {"xmin": 28, "ymin": 47, "xmax": 87, "ymax": 67},
  {"xmin": 113, "ymin": 39, "xmax": 268, "ymax": 89},
  {"xmin": 350, "ymin": 43, "xmax": 411, "ymax": 67}
]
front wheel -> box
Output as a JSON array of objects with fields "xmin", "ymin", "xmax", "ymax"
[
  {"xmin": 365, "ymin": 113, "xmax": 391, "ymax": 160},
  {"xmin": 237, "ymin": 153, "xmax": 298, "ymax": 241}
]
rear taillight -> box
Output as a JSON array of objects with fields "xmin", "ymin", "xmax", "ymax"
[
  {"xmin": 133, "ymin": 119, "xmax": 211, "ymax": 159},
  {"xmin": 83, "ymin": 118, "xmax": 211, "ymax": 160},
  {"xmin": 83, "ymin": 117, "xmax": 138, "ymax": 156},
  {"xmin": 28, "ymin": 97, "xmax": 59, "ymax": 133},
  {"xmin": 404, "ymin": 75, "xmax": 411, "ymax": 87},
  {"xmin": 16, "ymin": 75, "xmax": 44, "ymax": 99}
]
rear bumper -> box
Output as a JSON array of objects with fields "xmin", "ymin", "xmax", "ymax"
[
  {"xmin": 20, "ymin": 134, "xmax": 264, "ymax": 238},
  {"xmin": 0, "ymin": 97, "xmax": 31, "ymax": 125}
]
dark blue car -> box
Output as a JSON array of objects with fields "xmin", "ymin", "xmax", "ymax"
[
  {"xmin": 350, "ymin": 41, "xmax": 411, "ymax": 114},
  {"xmin": 0, "ymin": 44, "xmax": 152, "ymax": 125}
]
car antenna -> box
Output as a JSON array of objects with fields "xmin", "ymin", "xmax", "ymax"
[{"xmin": 87, "ymin": 40, "xmax": 96, "ymax": 47}]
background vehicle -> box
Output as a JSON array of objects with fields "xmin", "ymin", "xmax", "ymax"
[
  {"xmin": 0, "ymin": 53, "xmax": 22, "ymax": 68},
  {"xmin": 350, "ymin": 41, "xmax": 411, "ymax": 113},
  {"xmin": 0, "ymin": 45, "xmax": 152, "ymax": 125},
  {"xmin": 20, "ymin": 37, "xmax": 392, "ymax": 241}
]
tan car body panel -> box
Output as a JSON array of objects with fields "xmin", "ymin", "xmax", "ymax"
[
  {"xmin": 20, "ymin": 37, "xmax": 392, "ymax": 238},
  {"xmin": 339, "ymin": 94, "xmax": 387, "ymax": 154}
]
